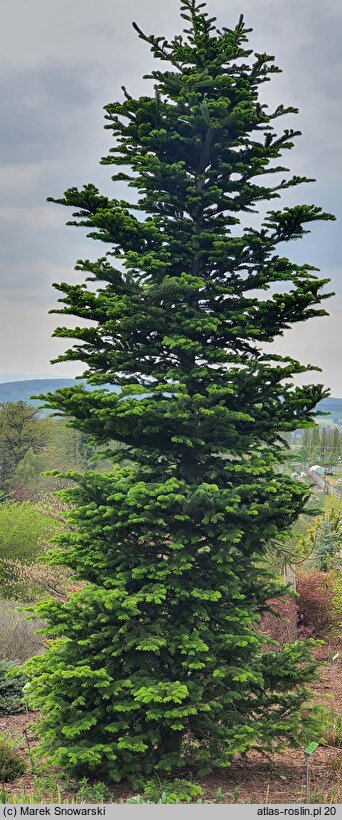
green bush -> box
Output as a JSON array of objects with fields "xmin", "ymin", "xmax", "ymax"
[
  {"xmin": 0, "ymin": 502, "xmax": 60, "ymax": 597},
  {"xmin": 0, "ymin": 735, "xmax": 25, "ymax": 781},
  {"xmin": 307, "ymin": 704, "xmax": 342, "ymax": 748},
  {"xmin": 75, "ymin": 779, "xmax": 110, "ymax": 803},
  {"xmin": 141, "ymin": 779, "xmax": 203, "ymax": 804},
  {"xmin": 127, "ymin": 779, "xmax": 204, "ymax": 803},
  {"xmin": 0, "ymin": 661, "xmax": 26, "ymax": 715}
]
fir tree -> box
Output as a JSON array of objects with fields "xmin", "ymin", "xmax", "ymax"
[
  {"xmin": 25, "ymin": 0, "xmax": 334, "ymax": 783},
  {"xmin": 313, "ymin": 515, "xmax": 342, "ymax": 572}
]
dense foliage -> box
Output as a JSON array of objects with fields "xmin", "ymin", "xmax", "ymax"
[
  {"xmin": 312, "ymin": 516, "xmax": 342, "ymax": 572},
  {"xmin": 0, "ymin": 402, "xmax": 48, "ymax": 496},
  {"xmin": 0, "ymin": 502, "xmax": 60, "ymax": 596},
  {"xmin": 0, "ymin": 734, "xmax": 25, "ymax": 781},
  {"xmin": 15, "ymin": 418, "xmax": 92, "ymax": 497},
  {"xmin": 0, "ymin": 661, "xmax": 26, "ymax": 716},
  {"xmin": 300, "ymin": 508, "xmax": 342, "ymax": 572},
  {"xmin": 25, "ymin": 0, "xmax": 334, "ymax": 783}
]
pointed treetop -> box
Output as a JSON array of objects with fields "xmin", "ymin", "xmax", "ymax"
[
  {"xmin": 180, "ymin": 0, "xmax": 217, "ymax": 35},
  {"xmin": 132, "ymin": 0, "xmax": 252, "ymax": 64}
]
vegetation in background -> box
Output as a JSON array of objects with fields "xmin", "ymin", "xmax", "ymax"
[
  {"xmin": 0, "ymin": 402, "xmax": 48, "ymax": 497},
  {"xmin": 15, "ymin": 420, "xmax": 90, "ymax": 497},
  {"xmin": 299, "ymin": 425, "xmax": 342, "ymax": 465},
  {"xmin": 303, "ymin": 704, "xmax": 342, "ymax": 749},
  {"xmin": 0, "ymin": 502, "xmax": 61, "ymax": 597},
  {"xmin": 311, "ymin": 516, "xmax": 342, "ymax": 572},
  {"xmin": 0, "ymin": 735, "xmax": 25, "ymax": 782},
  {"xmin": 0, "ymin": 661, "xmax": 26, "ymax": 716},
  {"xmin": 1, "ymin": 561, "xmax": 72, "ymax": 604},
  {"xmin": 0, "ymin": 600, "xmax": 46, "ymax": 662},
  {"xmin": 297, "ymin": 504, "xmax": 342, "ymax": 572}
]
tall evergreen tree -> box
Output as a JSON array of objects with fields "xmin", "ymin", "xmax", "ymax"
[{"xmin": 26, "ymin": 0, "xmax": 334, "ymax": 783}]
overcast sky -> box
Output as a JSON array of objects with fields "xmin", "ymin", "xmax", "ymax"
[{"xmin": 0, "ymin": 0, "xmax": 341, "ymax": 393}]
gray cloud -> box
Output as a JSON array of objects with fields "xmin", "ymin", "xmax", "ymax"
[
  {"xmin": 0, "ymin": 60, "xmax": 100, "ymax": 166},
  {"xmin": 0, "ymin": 0, "xmax": 341, "ymax": 389}
]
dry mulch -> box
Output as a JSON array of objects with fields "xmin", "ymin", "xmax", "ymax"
[{"xmin": 1, "ymin": 646, "xmax": 341, "ymax": 804}]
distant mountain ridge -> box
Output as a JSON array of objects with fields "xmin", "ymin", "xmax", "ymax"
[
  {"xmin": 0, "ymin": 379, "xmax": 119, "ymax": 410},
  {"xmin": 0, "ymin": 379, "xmax": 77, "ymax": 405},
  {"xmin": 0, "ymin": 379, "xmax": 341, "ymax": 421},
  {"xmin": 315, "ymin": 397, "xmax": 342, "ymax": 423}
]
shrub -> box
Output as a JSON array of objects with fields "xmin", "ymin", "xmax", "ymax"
[
  {"xmin": 305, "ymin": 704, "xmax": 342, "ymax": 748},
  {"xmin": 0, "ymin": 735, "xmax": 25, "ymax": 781},
  {"xmin": 127, "ymin": 780, "xmax": 203, "ymax": 804},
  {"xmin": 0, "ymin": 661, "xmax": 26, "ymax": 716},
  {"xmin": 321, "ymin": 707, "xmax": 342, "ymax": 747},
  {"xmin": 331, "ymin": 571, "xmax": 342, "ymax": 632},
  {"xmin": 296, "ymin": 572, "xmax": 341, "ymax": 638},
  {"xmin": 0, "ymin": 501, "xmax": 60, "ymax": 597},
  {"xmin": 75, "ymin": 779, "xmax": 110, "ymax": 803},
  {"xmin": 142, "ymin": 779, "xmax": 203, "ymax": 804},
  {"xmin": 0, "ymin": 600, "xmax": 45, "ymax": 661},
  {"xmin": 303, "ymin": 512, "xmax": 342, "ymax": 572},
  {"xmin": 1, "ymin": 560, "xmax": 72, "ymax": 604}
]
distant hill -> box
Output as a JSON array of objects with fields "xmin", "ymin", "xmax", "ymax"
[
  {"xmin": 0, "ymin": 380, "xmax": 341, "ymax": 423},
  {"xmin": 315, "ymin": 397, "xmax": 342, "ymax": 424},
  {"xmin": 0, "ymin": 379, "xmax": 119, "ymax": 413},
  {"xmin": 0, "ymin": 379, "xmax": 77, "ymax": 406}
]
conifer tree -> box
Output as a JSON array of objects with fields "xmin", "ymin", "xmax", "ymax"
[
  {"xmin": 311, "ymin": 514, "xmax": 342, "ymax": 572},
  {"xmin": 26, "ymin": 0, "xmax": 335, "ymax": 783}
]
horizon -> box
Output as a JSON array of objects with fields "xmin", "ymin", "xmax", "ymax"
[{"xmin": 0, "ymin": 375, "xmax": 341, "ymax": 404}]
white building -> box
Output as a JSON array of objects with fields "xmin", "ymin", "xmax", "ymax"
[{"xmin": 309, "ymin": 464, "xmax": 325, "ymax": 476}]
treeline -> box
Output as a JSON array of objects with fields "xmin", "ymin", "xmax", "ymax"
[
  {"xmin": 0, "ymin": 401, "xmax": 102, "ymax": 501},
  {"xmin": 299, "ymin": 425, "xmax": 342, "ymax": 464}
]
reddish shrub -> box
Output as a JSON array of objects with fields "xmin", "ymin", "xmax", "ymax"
[
  {"xmin": 296, "ymin": 571, "xmax": 339, "ymax": 638},
  {"xmin": 261, "ymin": 595, "xmax": 297, "ymax": 645},
  {"xmin": 12, "ymin": 482, "xmax": 33, "ymax": 502}
]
